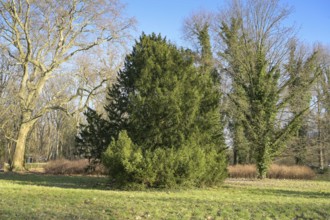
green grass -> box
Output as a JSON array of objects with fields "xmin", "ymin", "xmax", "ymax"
[{"xmin": 0, "ymin": 173, "xmax": 329, "ymax": 219}]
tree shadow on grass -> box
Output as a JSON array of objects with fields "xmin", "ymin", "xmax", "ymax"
[
  {"xmin": 250, "ymin": 188, "xmax": 330, "ymax": 199},
  {"xmin": 0, "ymin": 209, "xmax": 116, "ymax": 220},
  {"xmin": 0, "ymin": 172, "xmax": 109, "ymax": 190}
]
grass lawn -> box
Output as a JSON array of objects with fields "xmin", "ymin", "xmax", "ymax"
[{"xmin": 0, "ymin": 173, "xmax": 329, "ymax": 219}]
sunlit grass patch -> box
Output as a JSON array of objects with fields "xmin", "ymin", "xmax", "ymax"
[{"xmin": 0, "ymin": 173, "xmax": 329, "ymax": 219}]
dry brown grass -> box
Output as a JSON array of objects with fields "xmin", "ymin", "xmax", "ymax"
[
  {"xmin": 44, "ymin": 159, "xmax": 89, "ymax": 175},
  {"xmin": 228, "ymin": 164, "xmax": 257, "ymax": 178},
  {"xmin": 228, "ymin": 164, "xmax": 316, "ymax": 180},
  {"xmin": 268, "ymin": 164, "xmax": 315, "ymax": 180},
  {"xmin": 44, "ymin": 159, "xmax": 107, "ymax": 175}
]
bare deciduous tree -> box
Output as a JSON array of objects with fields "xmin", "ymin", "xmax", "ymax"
[
  {"xmin": 0, "ymin": 0, "xmax": 134, "ymax": 170},
  {"xmin": 313, "ymin": 46, "xmax": 330, "ymax": 170}
]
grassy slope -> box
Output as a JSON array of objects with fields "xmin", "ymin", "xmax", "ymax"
[{"xmin": 0, "ymin": 173, "xmax": 329, "ymax": 220}]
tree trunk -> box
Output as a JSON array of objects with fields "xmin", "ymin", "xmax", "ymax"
[
  {"xmin": 257, "ymin": 161, "xmax": 268, "ymax": 179},
  {"xmin": 12, "ymin": 121, "xmax": 35, "ymax": 171},
  {"xmin": 319, "ymin": 145, "xmax": 324, "ymax": 170},
  {"xmin": 316, "ymin": 93, "xmax": 325, "ymax": 170},
  {"xmin": 256, "ymin": 143, "xmax": 272, "ymax": 179},
  {"xmin": 233, "ymin": 147, "xmax": 238, "ymax": 165}
]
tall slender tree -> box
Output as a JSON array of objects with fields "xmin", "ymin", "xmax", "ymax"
[
  {"xmin": 183, "ymin": 11, "xmax": 215, "ymax": 74},
  {"xmin": 313, "ymin": 47, "xmax": 330, "ymax": 170},
  {"xmin": 286, "ymin": 41, "xmax": 315, "ymax": 164},
  {"xmin": 217, "ymin": 0, "xmax": 320, "ymax": 178},
  {"xmin": 182, "ymin": 10, "xmax": 225, "ymax": 150},
  {"xmin": 183, "ymin": 10, "xmax": 252, "ymax": 165}
]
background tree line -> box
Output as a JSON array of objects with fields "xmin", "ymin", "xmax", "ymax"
[{"xmin": 0, "ymin": 0, "xmax": 329, "ymax": 181}]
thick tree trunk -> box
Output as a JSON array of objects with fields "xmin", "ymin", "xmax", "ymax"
[{"xmin": 12, "ymin": 121, "xmax": 35, "ymax": 171}]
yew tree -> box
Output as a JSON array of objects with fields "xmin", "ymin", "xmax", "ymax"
[
  {"xmin": 106, "ymin": 33, "xmax": 224, "ymax": 151},
  {"xmin": 100, "ymin": 33, "xmax": 227, "ymax": 187}
]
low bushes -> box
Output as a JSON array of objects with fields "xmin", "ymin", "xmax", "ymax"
[
  {"xmin": 102, "ymin": 131, "xmax": 227, "ymax": 189},
  {"xmin": 228, "ymin": 164, "xmax": 315, "ymax": 179}
]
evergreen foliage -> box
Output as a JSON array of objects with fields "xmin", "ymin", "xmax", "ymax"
[
  {"xmin": 102, "ymin": 131, "xmax": 143, "ymax": 185},
  {"xmin": 103, "ymin": 131, "xmax": 227, "ymax": 188},
  {"xmin": 76, "ymin": 108, "xmax": 110, "ymax": 165},
  {"xmin": 102, "ymin": 33, "xmax": 227, "ymax": 188}
]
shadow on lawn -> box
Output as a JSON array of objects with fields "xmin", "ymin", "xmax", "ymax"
[
  {"xmin": 0, "ymin": 209, "xmax": 116, "ymax": 220},
  {"xmin": 0, "ymin": 172, "xmax": 109, "ymax": 190},
  {"xmin": 251, "ymin": 188, "xmax": 330, "ymax": 199}
]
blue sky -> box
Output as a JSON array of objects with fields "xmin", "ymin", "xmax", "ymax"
[{"xmin": 123, "ymin": 0, "xmax": 330, "ymax": 47}]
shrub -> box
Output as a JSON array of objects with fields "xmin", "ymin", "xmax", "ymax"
[
  {"xmin": 102, "ymin": 131, "xmax": 227, "ymax": 189},
  {"xmin": 228, "ymin": 164, "xmax": 315, "ymax": 180},
  {"xmin": 102, "ymin": 131, "xmax": 143, "ymax": 184}
]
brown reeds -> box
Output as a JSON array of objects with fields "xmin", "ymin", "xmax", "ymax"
[
  {"xmin": 228, "ymin": 164, "xmax": 257, "ymax": 178},
  {"xmin": 268, "ymin": 164, "xmax": 315, "ymax": 180},
  {"xmin": 228, "ymin": 164, "xmax": 315, "ymax": 179},
  {"xmin": 44, "ymin": 159, "xmax": 89, "ymax": 175}
]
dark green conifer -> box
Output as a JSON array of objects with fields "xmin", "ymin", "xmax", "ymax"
[
  {"xmin": 76, "ymin": 108, "xmax": 110, "ymax": 165},
  {"xmin": 102, "ymin": 33, "xmax": 227, "ymax": 187}
]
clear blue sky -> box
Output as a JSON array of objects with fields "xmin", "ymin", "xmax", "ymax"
[{"xmin": 123, "ymin": 0, "xmax": 330, "ymax": 47}]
